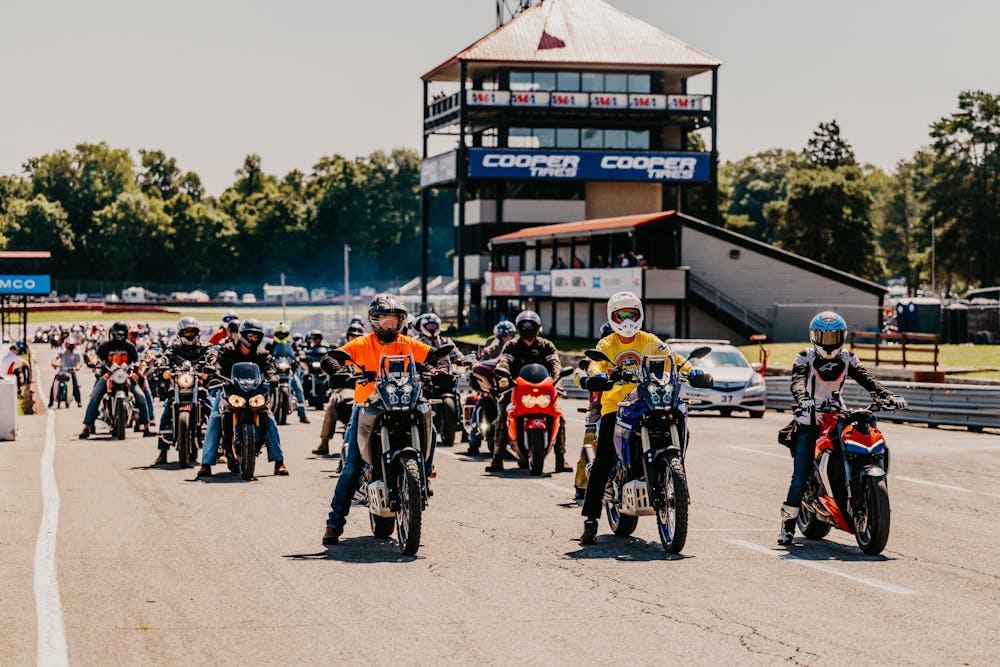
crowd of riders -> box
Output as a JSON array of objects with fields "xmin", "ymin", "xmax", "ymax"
[{"xmin": 33, "ymin": 289, "xmax": 908, "ymax": 551}]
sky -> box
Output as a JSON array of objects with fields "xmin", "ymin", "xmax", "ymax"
[{"xmin": 1, "ymin": 0, "xmax": 996, "ymax": 195}]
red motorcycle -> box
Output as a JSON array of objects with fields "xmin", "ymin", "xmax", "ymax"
[
  {"xmin": 503, "ymin": 363, "xmax": 573, "ymax": 475},
  {"xmin": 796, "ymin": 394, "xmax": 901, "ymax": 555}
]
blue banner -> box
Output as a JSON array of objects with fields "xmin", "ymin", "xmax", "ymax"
[
  {"xmin": 519, "ymin": 271, "xmax": 551, "ymax": 296},
  {"xmin": 0, "ymin": 274, "xmax": 50, "ymax": 295},
  {"xmin": 468, "ymin": 148, "xmax": 710, "ymax": 183}
]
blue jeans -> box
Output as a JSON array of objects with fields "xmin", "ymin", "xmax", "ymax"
[
  {"xmin": 142, "ymin": 383, "xmax": 155, "ymax": 422},
  {"xmin": 786, "ymin": 425, "xmax": 819, "ymax": 506},
  {"xmin": 157, "ymin": 398, "xmax": 173, "ymax": 451},
  {"xmin": 327, "ymin": 404, "xmax": 363, "ymax": 530},
  {"xmin": 289, "ymin": 374, "xmax": 307, "ymax": 419},
  {"xmin": 201, "ymin": 391, "xmax": 284, "ymax": 465},
  {"xmin": 84, "ymin": 378, "xmax": 148, "ymax": 427}
]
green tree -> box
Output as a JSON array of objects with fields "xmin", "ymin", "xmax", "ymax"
[
  {"xmin": 89, "ymin": 192, "xmax": 172, "ymax": 281},
  {"xmin": 1, "ymin": 196, "xmax": 76, "ymax": 263},
  {"xmin": 806, "ymin": 120, "xmax": 857, "ymax": 168},
  {"xmin": 719, "ymin": 149, "xmax": 799, "ymax": 241}
]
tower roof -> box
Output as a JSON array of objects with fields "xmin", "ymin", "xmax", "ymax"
[{"xmin": 423, "ymin": 0, "xmax": 720, "ymax": 82}]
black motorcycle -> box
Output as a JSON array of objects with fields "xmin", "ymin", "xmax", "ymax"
[
  {"xmin": 270, "ymin": 341, "xmax": 298, "ymax": 425},
  {"xmin": 301, "ymin": 346, "xmax": 331, "ymax": 410},
  {"xmin": 215, "ymin": 363, "xmax": 271, "ymax": 481},
  {"xmin": 52, "ymin": 366, "xmax": 74, "ymax": 409},
  {"xmin": 163, "ymin": 360, "xmax": 208, "ymax": 469},
  {"xmin": 100, "ymin": 362, "xmax": 135, "ymax": 440}
]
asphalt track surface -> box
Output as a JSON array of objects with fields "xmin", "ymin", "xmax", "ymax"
[{"xmin": 2, "ymin": 346, "xmax": 999, "ymax": 665}]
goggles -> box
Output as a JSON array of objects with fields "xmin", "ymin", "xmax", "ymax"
[
  {"xmin": 611, "ymin": 308, "xmax": 641, "ymax": 323},
  {"xmin": 222, "ymin": 315, "xmax": 239, "ymax": 323}
]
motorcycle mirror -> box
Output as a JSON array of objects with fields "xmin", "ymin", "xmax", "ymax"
[
  {"xmin": 326, "ymin": 349, "xmax": 354, "ymax": 365},
  {"xmin": 585, "ymin": 348, "xmax": 610, "ymax": 363},
  {"xmin": 558, "ymin": 367, "xmax": 575, "ymax": 379},
  {"xmin": 689, "ymin": 372, "xmax": 714, "ymax": 389},
  {"xmin": 686, "ymin": 346, "xmax": 712, "ymax": 361},
  {"xmin": 426, "ymin": 344, "xmax": 455, "ymax": 364},
  {"xmin": 577, "ymin": 359, "xmax": 590, "ymax": 371}
]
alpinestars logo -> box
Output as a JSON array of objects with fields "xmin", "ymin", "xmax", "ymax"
[{"xmin": 817, "ymin": 361, "xmax": 840, "ymax": 373}]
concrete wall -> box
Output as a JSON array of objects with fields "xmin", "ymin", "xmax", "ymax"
[
  {"xmin": 644, "ymin": 303, "xmax": 679, "ymax": 339},
  {"xmin": 681, "ymin": 224, "xmax": 883, "ymax": 342},
  {"xmin": 585, "ymin": 182, "xmax": 661, "ymax": 219},
  {"xmin": 459, "ymin": 199, "xmax": 586, "ymax": 225},
  {"xmin": 688, "ymin": 304, "xmax": 746, "ymax": 344}
]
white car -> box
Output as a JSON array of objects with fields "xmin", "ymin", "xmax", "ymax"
[{"xmin": 669, "ymin": 339, "xmax": 766, "ymax": 418}]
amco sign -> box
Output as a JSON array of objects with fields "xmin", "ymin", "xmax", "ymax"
[
  {"xmin": 468, "ymin": 149, "xmax": 710, "ymax": 183},
  {"xmin": 0, "ymin": 275, "xmax": 51, "ymax": 295}
]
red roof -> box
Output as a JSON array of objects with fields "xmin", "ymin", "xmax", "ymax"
[
  {"xmin": 423, "ymin": 0, "xmax": 720, "ymax": 81},
  {"xmin": 490, "ymin": 211, "xmax": 675, "ymax": 244}
]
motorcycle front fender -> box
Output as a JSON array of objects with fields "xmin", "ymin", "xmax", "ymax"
[{"xmin": 862, "ymin": 465, "xmax": 886, "ymax": 478}]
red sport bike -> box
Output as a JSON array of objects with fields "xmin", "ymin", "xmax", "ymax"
[
  {"xmin": 502, "ymin": 363, "xmax": 574, "ymax": 475},
  {"xmin": 796, "ymin": 394, "xmax": 902, "ymax": 555}
]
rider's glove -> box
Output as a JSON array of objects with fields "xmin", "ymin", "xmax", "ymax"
[
  {"xmin": 586, "ymin": 374, "xmax": 614, "ymax": 392},
  {"xmin": 361, "ymin": 371, "xmax": 378, "ymax": 383},
  {"xmin": 886, "ymin": 393, "xmax": 907, "ymax": 410},
  {"xmin": 688, "ymin": 368, "xmax": 706, "ymax": 380},
  {"xmin": 796, "ymin": 397, "xmax": 816, "ymax": 411}
]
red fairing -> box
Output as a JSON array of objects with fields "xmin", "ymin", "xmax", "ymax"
[{"xmin": 506, "ymin": 375, "xmax": 563, "ymax": 442}]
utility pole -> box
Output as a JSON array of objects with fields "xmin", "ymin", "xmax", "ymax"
[
  {"xmin": 344, "ymin": 244, "xmax": 351, "ymax": 319},
  {"xmin": 931, "ymin": 214, "xmax": 936, "ymax": 296},
  {"xmin": 280, "ymin": 272, "xmax": 286, "ymax": 323}
]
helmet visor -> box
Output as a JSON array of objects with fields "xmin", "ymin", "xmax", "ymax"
[
  {"xmin": 179, "ymin": 329, "xmax": 199, "ymax": 341},
  {"xmin": 423, "ymin": 320, "xmax": 439, "ymax": 333},
  {"xmin": 811, "ymin": 329, "xmax": 845, "ymax": 350},
  {"xmin": 611, "ymin": 308, "xmax": 641, "ymax": 324},
  {"xmin": 243, "ymin": 332, "xmax": 263, "ymax": 345},
  {"xmin": 371, "ymin": 314, "xmax": 402, "ymax": 332}
]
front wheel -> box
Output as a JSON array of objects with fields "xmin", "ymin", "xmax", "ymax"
[
  {"xmin": 437, "ymin": 397, "xmax": 458, "ymax": 448},
  {"xmin": 113, "ymin": 397, "xmax": 126, "ymax": 440},
  {"xmin": 395, "ymin": 457, "xmax": 423, "ymax": 556},
  {"xmin": 176, "ymin": 411, "xmax": 192, "ymax": 469},
  {"xmin": 855, "ymin": 476, "xmax": 891, "ymax": 555},
  {"xmin": 238, "ymin": 423, "xmax": 258, "ymax": 481},
  {"xmin": 527, "ymin": 429, "xmax": 547, "ymax": 476},
  {"xmin": 274, "ymin": 388, "xmax": 289, "ymax": 425},
  {"xmin": 655, "ymin": 455, "xmax": 689, "ymax": 554}
]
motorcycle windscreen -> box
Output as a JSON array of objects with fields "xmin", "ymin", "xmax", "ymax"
[
  {"xmin": 271, "ymin": 342, "xmax": 295, "ymax": 359},
  {"xmin": 230, "ymin": 362, "xmax": 262, "ymax": 391}
]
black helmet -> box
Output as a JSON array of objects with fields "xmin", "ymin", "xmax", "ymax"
[
  {"xmin": 308, "ymin": 329, "xmax": 323, "ymax": 344},
  {"xmin": 368, "ymin": 293, "xmax": 407, "ymax": 344},
  {"xmin": 238, "ymin": 319, "xmax": 265, "ymax": 349},
  {"xmin": 110, "ymin": 321, "xmax": 128, "ymax": 341},
  {"xmin": 514, "ymin": 310, "xmax": 542, "ymax": 339},
  {"xmin": 227, "ymin": 319, "xmax": 240, "ymax": 334},
  {"xmin": 346, "ymin": 322, "xmax": 365, "ymax": 340},
  {"xmin": 177, "ymin": 316, "xmax": 200, "ymax": 346}
]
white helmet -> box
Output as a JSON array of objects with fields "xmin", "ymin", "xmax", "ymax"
[{"xmin": 607, "ymin": 291, "xmax": 644, "ymax": 337}]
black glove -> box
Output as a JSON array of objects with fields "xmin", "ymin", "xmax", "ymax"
[
  {"xmin": 586, "ymin": 375, "xmax": 614, "ymax": 392},
  {"xmin": 361, "ymin": 370, "xmax": 378, "ymax": 383}
]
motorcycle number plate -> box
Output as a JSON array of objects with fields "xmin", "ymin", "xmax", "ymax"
[{"xmin": 526, "ymin": 418, "xmax": 547, "ymax": 429}]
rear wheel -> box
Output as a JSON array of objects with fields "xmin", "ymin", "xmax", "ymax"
[
  {"xmin": 438, "ymin": 397, "xmax": 458, "ymax": 447},
  {"xmin": 238, "ymin": 423, "xmax": 258, "ymax": 480},
  {"xmin": 855, "ymin": 476, "xmax": 891, "ymax": 555},
  {"xmin": 395, "ymin": 457, "xmax": 423, "ymax": 556},
  {"xmin": 528, "ymin": 429, "xmax": 548, "ymax": 476},
  {"xmin": 57, "ymin": 382, "xmax": 67, "ymax": 407},
  {"xmin": 748, "ymin": 410, "xmax": 765, "ymax": 419},
  {"xmin": 113, "ymin": 397, "xmax": 126, "ymax": 440},
  {"xmin": 606, "ymin": 495, "xmax": 639, "ymax": 537},
  {"xmin": 656, "ymin": 455, "xmax": 689, "ymax": 554},
  {"xmin": 370, "ymin": 513, "xmax": 395, "ymax": 538},
  {"xmin": 176, "ymin": 411, "xmax": 192, "ymax": 469},
  {"xmin": 797, "ymin": 504, "xmax": 832, "ymax": 539}
]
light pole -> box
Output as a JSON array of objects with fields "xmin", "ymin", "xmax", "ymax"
[
  {"xmin": 344, "ymin": 244, "xmax": 351, "ymax": 318},
  {"xmin": 931, "ymin": 213, "xmax": 936, "ymax": 296},
  {"xmin": 280, "ymin": 272, "xmax": 286, "ymax": 323}
]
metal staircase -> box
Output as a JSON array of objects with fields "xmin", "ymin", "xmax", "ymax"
[{"xmin": 687, "ymin": 273, "xmax": 771, "ymax": 339}]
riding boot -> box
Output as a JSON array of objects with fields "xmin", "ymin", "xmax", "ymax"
[
  {"xmin": 778, "ymin": 504, "xmax": 798, "ymax": 546},
  {"xmin": 154, "ymin": 451, "xmax": 167, "ymax": 465},
  {"xmin": 484, "ymin": 434, "xmax": 505, "ymax": 473},
  {"xmin": 298, "ymin": 407, "xmax": 310, "ymax": 424},
  {"xmin": 312, "ymin": 438, "xmax": 330, "ymax": 456}
]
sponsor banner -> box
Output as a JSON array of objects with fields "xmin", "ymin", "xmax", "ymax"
[
  {"xmin": 551, "ymin": 268, "xmax": 642, "ymax": 298},
  {"xmin": 468, "ymin": 148, "xmax": 710, "ymax": 183},
  {"xmin": 628, "ymin": 94, "xmax": 667, "ymax": 110},
  {"xmin": 550, "ymin": 92, "xmax": 589, "ymax": 108},
  {"xmin": 467, "ymin": 90, "xmax": 510, "ymax": 106},
  {"xmin": 520, "ymin": 271, "xmax": 552, "ymax": 296},
  {"xmin": 667, "ymin": 94, "xmax": 705, "ymax": 111},
  {"xmin": 420, "ymin": 150, "xmax": 458, "ymax": 187},
  {"xmin": 0, "ymin": 274, "xmax": 50, "ymax": 295},
  {"xmin": 589, "ymin": 93, "xmax": 628, "ymax": 109},
  {"xmin": 488, "ymin": 272, "xmax": 520, "ymax": 296},
  {"xmin": 510, "ymin": 91, "xmax": 550, "ymax": 107}
]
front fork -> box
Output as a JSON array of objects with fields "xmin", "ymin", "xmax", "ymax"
[
  {"xmin": 640, "ymin": 419, "xmax": 686, "ymax": 510},
  {"xmin": 379, "ymin": 424, "xmax": 429, "ymax": 511}
]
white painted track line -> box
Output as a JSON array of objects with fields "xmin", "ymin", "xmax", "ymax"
[
  {"xmin": 35, "ymin": 408, "xmax": 69, "ymax": 666},
  {"xmin": 726, "ymin": 539, "xmax": 919, "ymax": 596}
]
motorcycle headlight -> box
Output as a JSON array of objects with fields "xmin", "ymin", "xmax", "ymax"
[
  {"xmin": 111, "ymin": 369, "xmax": 128, "ymax": 384},
  {"xmin": 228, "ymin": 395, "xmax": 247, "ymax": 408},
  {"xmin": 520, "ymin": 394, "xmax": 538, "ymax": 408},
  {"xmin": 248, "ymin": 394, "xmax": 266, "ymax": 408},
  {"xmin": 311, "ymin": 362, "xmax": 321, "ymax": 369},
  {"xmin": 277, "ymin": 361, "xmax": 291, "ymax": 371},
  {"xmin": 178, "ymin": 373, "xmax": 195, "ymax": 388},
  {"xmin": 535, "ymin": 394, "xmax": 552, "ymax": 408}
]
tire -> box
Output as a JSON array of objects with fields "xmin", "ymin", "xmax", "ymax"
[
  {"xmin": 57, "ymin": 383, "xmax": 67, "ymax": 408},
  {"xmin": 748, "ymin": 410, "xmax": 765, "ymax": 419},
  {"xmin": 370, "ymin": 513, "xmax": 395, "ymax": 538},
  {"xmin": 438, "ymin": 397, "xmax": 458, "ymax": 448},
  {"xmin": 274, "ymin": 388, "xmax": 288, "ymax": 425},
  {"xmin": 238, "ymin": 423, "xmax": 258, "ymax": 481},
  {"xmin": 527, "ymin": 429, "xmax": 548, "ymax": 476},
  {"xmin": 113, "ymin": 397, "xmax": 126, "ymax": 440},
  {"xmin": 395, "ymin": 457, "xmax": 423, "ymax": 556},
  {"xmin": 655, "ymin": 455, "xmax": 690, "ymax": 554},
  {"xmin": 855, "ymin": 476, "xmax": 891, "ymax": 555},
  {"xmin": 606, "ymin": 496, "xmax": 639, "ymax": 537},
  {"xmin": 797, "ymin": 504, "xmax": 832, "ymax": 539},
  {"xmin": 720, "ymin": 408, "xmax": 733, "ymax": 417},
  {"xmin": 176, "ymin": 411, "xmax": 192, "ymax": 469}
]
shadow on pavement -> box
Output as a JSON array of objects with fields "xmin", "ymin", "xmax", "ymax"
[
  {"xmin": 785, "ymin": 539, "xmax": 890, "ymax": 562},
  {"xmin": 184, "ymin": 472, "xmax": 253, "ymax": 484},
  {"xmin": 284, "ymin": 538, "xmax": 418, "ymax": 564},
  {"xmin": 565, "ymin": 538, "xmax": 687, "ymax": 562}
]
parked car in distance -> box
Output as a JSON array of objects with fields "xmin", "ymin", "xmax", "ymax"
[
  {"xmin": 241, "ymin": 293, "xmax": 257, "ymax": 303},
  {"xmin": 669, "ymin": 339, "xmax": 766, "ymax": 418}
]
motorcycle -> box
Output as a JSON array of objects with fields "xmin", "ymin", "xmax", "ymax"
[
  {"xmin": 162, "ymin": 360, "xmax": 208, "ymax": 469},
  {"xmin": 52, "ymin": 366, "xmax": 75, "ymax": 409},
  {"xmin": 215, "ymin": 362, "xmax": 271, "ymax": 481},
  {"xmin": 795, "ymin": 394, "xmax": 900, "ymax": 555},
  {"xmin": 465, "ymin": 358, "xmax": 499, "ymax": 452},
  {"xmin": 501, "ymin": 364, "xmax": 575, "ymax": 476},
  {"xmin": 325, "ymin": 343, "xmax": 454, "ymax": 556},
  {"xmin": 269, "ymin": 341, "xmax": 299, "ymax": 425},
  {"xmin": 584, "ymin": 345, "xmax": 713, "ymax": 553},
  {"xmin": 301, "ymin": 346, "xmax": 331, "ymax": 410},
  {"xmin": 100, "ymin": 354, "xmax": 136, "ymax": 440},
  {"xmin": 425, "ymin": 355, "xmax": 464, "ymax": 448}
]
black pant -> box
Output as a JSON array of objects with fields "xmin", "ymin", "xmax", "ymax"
[{"xmin": 581, "ymin": 414, "xmax": 617, "ymax": 519}]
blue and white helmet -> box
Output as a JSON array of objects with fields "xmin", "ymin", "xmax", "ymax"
[{"xmin": 809, "ymin": 311, "xmax": 847, "ymax": 359}]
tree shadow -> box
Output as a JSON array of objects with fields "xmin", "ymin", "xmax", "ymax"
[{"xmin": 283, "ymin": 537, "xmax": 418, "ymax": 564}]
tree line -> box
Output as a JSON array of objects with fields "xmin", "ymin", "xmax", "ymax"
[
  {"xmin": 1, "ymin": 90, "xmax": 997, "ymax": 295},
  {"xmin": 0, "ymin": 146, "xmax": 454, "ymax": 289},
  {"xmin": 718, "ymin": 90, "xmax": 1000, "ymax": 295}
]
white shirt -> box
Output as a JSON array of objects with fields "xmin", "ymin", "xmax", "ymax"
[{"xmin": 1, "ymin": 351, "xmax": 28, "ymax": 378}]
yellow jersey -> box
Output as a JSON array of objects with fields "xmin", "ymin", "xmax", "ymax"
[{"xmin": 588, "ymin": 331, "xmax": 687, "ymax": 416}]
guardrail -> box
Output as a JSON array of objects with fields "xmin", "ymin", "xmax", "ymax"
[{"xmin": 765, "ymin": 376, "xmax": 1000, "ymax": 431}]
